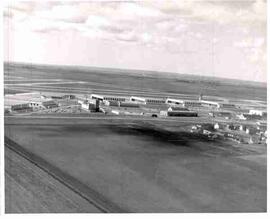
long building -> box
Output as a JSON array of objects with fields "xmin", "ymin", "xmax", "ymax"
[
  {"xmin": 200, "ymin": 100, "xmax": 219, "ymax": 108},
  {"xmin": 146, "ymin": 98, "xmax": 166, "ymax": 105},
  {"xmin": 104, "ymin": 96, "xmax": 127, "ymax": 102},
  {"xmin": 183, "ymin": 101, "xmax": 202, "ymax": 107},
  {"xmin": 165, "ymin": 98, "xmax": 184, "ymax": 105},
  {"xmin": 160, "ymin": 110, "xmax": 198, "ymax": 117},
  {"xmin": 11, "ymin": 103, "xmax": 33, "ymax": 111},
  {"xmin": 167, "ymin": 111, "xmax": 198, "ymax": 117},
  {"xmin": 219, "ymin": 103, "xmax": 236, "ymax": 109},
  {"xmin": 130, "ymin": 96, "xmax": 147, "ymax": 104}
]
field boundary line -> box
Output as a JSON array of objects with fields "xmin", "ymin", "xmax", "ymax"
[{"xmin": 5, "ymin": 136, "xmax": 128, "ymax": 213}]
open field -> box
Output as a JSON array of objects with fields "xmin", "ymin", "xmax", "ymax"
[
  {"xmin": 4, "ymin": 62, "xmax": 267, "ymax": 101},
  {"xmin": 5, "ymin": 146, "xmax": 102, "ymax": 213},
  {"xmin": 5, "ymin": 117, "xmax": 266, "ymax": 212}
]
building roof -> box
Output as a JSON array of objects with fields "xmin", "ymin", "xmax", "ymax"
[
  {"xmin": 200, "ymin": 100, "xmax": 219, "ymax": 106},
  {"xmin": 42, "ymin": 100, "xmax": 58, "ymax": 106}
]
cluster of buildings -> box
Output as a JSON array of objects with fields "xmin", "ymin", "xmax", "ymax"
[
  {"xmin": 5, "ymin": 94, "xmax": 267, "ymax": 142},
  {"xmin": 10, "ymin": 100, "xmax": 59, "ymax": 112},
  {"xmin": 7, "ymin": 93, "xmax": 80, "ymax": 113},
  {"xmin": 191, "ymin": 121, "xmax": 267, "ymax": 144},
  {"xmin": 5, "ymin": 91, "xmax": 267, "ymax": 145},
  {"xmin": 236, "ymin": 109, "xmax": 267, "ymax": 121},
  {"xmin": 88, "ymin": 94, "xmax": 240, "ymax": 116}
]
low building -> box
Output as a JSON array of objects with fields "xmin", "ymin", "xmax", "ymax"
[
  {"xmin": 81, "ymin": 100, "xmax": 100, "ymax": 112},
  {"xmin": 242, "ymin": 113, "xmax": 262, "ymax": 120},
  {"xmin": 62, "ymin": 94, "xmax": 76, "ymax": 99},
  {"xmin": 130, "ymin": 96, "xmax": 146, "ymax": 104},
  {"xmin": 78, "ymin": 99, "xmax": 85, "ymax": 105},
  {"xmin": 42, "ymin": 100, "xmax": 59, "ymax": 109},
  {"xmin": 245, "ymin": 127, "xmax": 258, "ymax": 135},
  {"xmin": 167, "ymin": 111, "xmax": 198, "ymax": 117},
  {"xmin": 213, "ymin": 111, "xmax": 232, "ymax": 119},
  {"xmin": 203, "ymin": 129, "xmax": 212, "ymax": 135},
  {"xmin": 256, "ymin": 121, "xmax": 267, "ymax": 132},
  {"xmin": 104, "ymin": 96, "xmax": 126, "ymax": 102},
  {"xmin": 249, "ymin": 109, "xmax": 267, "ymax": 117},
  {"xmin": 165, "ymin": 98, "xmax": 184, "ymax": 105},
  {"xmin": 224, "ymin": 132, "xmax": 241, "ymax": 143},
  {"xmin": 105, "ymin": 100, "xmax": 120, "ymax": 107},
  {"xmin": 219, "ymin": 103, "xmax": 236, "ymax": 109},
  {"xmin": 11, "ymin": 103, "xmax": 33, "ymax": 111},
  {"xmin": 160, "ymin": 111, "xmax": 168, "ymax": 116},
  {"xmin": 81, "ymin": 102, "xmax": 96, "ymax": 111},
  {"xmin": 119, "ymin": 101, "xmax": 140, "ymax": 108},
  {"xmin": 90, "ymin": 94, "xmax": 104, "ymax": 101},
  {"xmin": 168, "ymin": 106, "xmax": 189, "ymax": 111},
  {"xmin": 200, "ymin": 100, "xmax": 219, "ymax": 108},
  {"xmin": 51, "ymin": 95, "xmax": 63, "ymax": 99},
  {"xmin": 28, "ymin": 102, "xmax": 40, "ymax": 107},
  {"xmin": 237, "ymin": 114, "xmax": 247, "ymax": 120},
  {"xmin": 183, "ymin": 101, "xmax": 202, "ymax": 107},
  {"xmin": 146, "ymin": 98, "xmax": 166, "ymax": 105},
  {"xmin": 214, "ymin": 123, "xmax": 220, "ymax": 130},
  {"xmin": 201, "ymin": 123, "xmax": 215, "ymax": 131},
  {"xmin": 111, "ymin": 110, "xmax": 120, "ymax": 115}
]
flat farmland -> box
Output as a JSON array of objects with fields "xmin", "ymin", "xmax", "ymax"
[
  {"xmin": 4, "ymin": 62, "xmax": 267, "ymax": 101},
  {"xmin": 5, "ymin": 147, "xmax": 102, "ymax": 213},
  {"xmin": 5, "ymin": 117, "xmax": 267, "ymax": 213}
]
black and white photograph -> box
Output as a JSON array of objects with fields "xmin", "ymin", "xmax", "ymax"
[{"xmin": 2, "ymin": 0, "xmax": 268, "ymax": 214}]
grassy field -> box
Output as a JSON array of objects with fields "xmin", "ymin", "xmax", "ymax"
[
  {"xmin": 5, "ymin": 147, "xmax": 102, "ymax": 213},
  {"xmin": 4, "ymin": 62, "xmax": 266, "ymax": 101},
  {"xmin": 5, "ymin": 118, "xmax": 266, "ymax": 212}
]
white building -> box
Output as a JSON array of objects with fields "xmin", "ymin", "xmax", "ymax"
[
  {"xmin": 130, "ymin": 96, "xmax": 146, "ymax": 104},
  {"xmin": 165, "ymin": 98, "xmax": 184, "ymax": 105},
  {"xmin": 168, "ymin": 106, "xmax": 189, "ymax": 111},
  {"xmin": 28, "ymin": 101, "xmax": 42, "ymax": 108},
  {"xmin": 200, "ymin": 100, "xmax": 220, "ymax": 108},
  {"xmin": 214, "ymin": 123, "xmax": 220, "ymax": 130},
  {"xmin": 236, "ymin": 114, "xmax": 247, "ymax": 120},
  {"xmin": 249, "ymin": 109, "xmax": 267, "ymax": 117},
  {"xmin": 160, "ymin": 111, "xmax": 168, "ymax": 116},
  {"xmin": 90, "ymin": 94, "xmax": 104, "ymax": 101}
]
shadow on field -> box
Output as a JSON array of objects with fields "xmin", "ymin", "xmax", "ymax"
[
  {"xmin": 107, "ymin": 123, "xmax": 211, "ymax": 147},
  {"xmin": 24, "ymin": 122, "xmax": 261, "ymax": 156},
  {"xmin": 60, "ymin": 123, "xmax": 214, "ymax": 148}
]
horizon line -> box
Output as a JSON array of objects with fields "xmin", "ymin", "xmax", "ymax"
[{"xmin": 4, "ymin": 60, "xmax": 267, "ymax": 85}]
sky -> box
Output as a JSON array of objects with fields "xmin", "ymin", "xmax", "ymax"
[{"xmin": 3, "ymin": 0, "xmax": 267, "ymax": 82}]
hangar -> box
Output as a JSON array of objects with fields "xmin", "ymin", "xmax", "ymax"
[
  {"xmin": 146, "ymin": 98, "xmax": 166, "ymax": 105},
  {"xmin": 130, "ymin": 96, "xmax": 146, "ymax": 104},
  {"xmin": 104, "ymin": 96, "xmax": 126, "ymax": 102},
  {"xmin": 165, "ymin": 98, "xmax": 184, "ymax": 105},
  {"xmin": 90, "ymin": 94, "xmax": 104, "ymax": 101}
]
